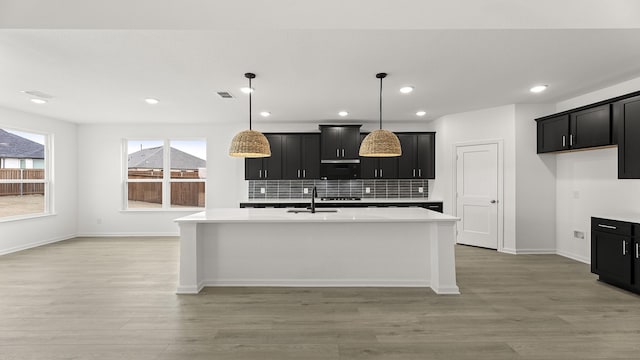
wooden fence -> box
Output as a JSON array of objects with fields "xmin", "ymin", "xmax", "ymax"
[
  {"xmin": 0, "ymin": 169, "xmax": 45, "ymax": 196},
  {"xmin": 127, "ymin": 169, "xmax": 204, "ymax": 207}
]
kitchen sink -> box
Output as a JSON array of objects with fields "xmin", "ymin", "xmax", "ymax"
[{"xmin": 286, "ymin": 209, "xmax": 339, "ymax": 214}]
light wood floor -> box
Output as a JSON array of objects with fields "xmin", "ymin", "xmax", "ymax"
[{"xmin": 1, "ymin": 237, "xmax": 639, "ymax": 359}]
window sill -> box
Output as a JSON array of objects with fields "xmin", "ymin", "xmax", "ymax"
[
  {"xmin": 120, "ymin": 208, "xmax": 205, "ymax": 213},
  {"xmin": 0, "ymin": 212, "xmax": 56, "ymax": 223}
]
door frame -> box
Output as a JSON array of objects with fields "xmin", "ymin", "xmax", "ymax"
[{"xmin": 452, "ymin": 139, "xmax": 504, "ymax": 252}]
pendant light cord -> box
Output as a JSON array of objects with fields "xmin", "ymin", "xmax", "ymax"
[
  {"xmin": 248, "ymin": 77, "xmax": 252, "ymax": 130},
  {"xmin": 379, "ymin": 76, "xmax": 383, "ymax": 130}
]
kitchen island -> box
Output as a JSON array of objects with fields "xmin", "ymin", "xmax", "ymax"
[{"xmin": 175, "ymin": 207, "xmax": 460, "ymax": 295}]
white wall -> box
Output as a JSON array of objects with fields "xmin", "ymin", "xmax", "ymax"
[
  {"xmin": 553, "ymin": 75, "xmax": 640, "ymax": 263},
  {"xmin": 429, "ymin": 105, "xmax": 517, "ymax": 252},
  {"xmin": 77, "ymin": 122, "xmax": 246, "ymax": 236},
  {"xmin": 514, "ymin": 104, "xmax": 557, "ymax": 253},
  {"xmin": 0, "ymin": 107, "xmax": 77, "ymax": 254}
]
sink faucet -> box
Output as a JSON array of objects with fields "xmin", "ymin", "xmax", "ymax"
[{"xmin": 310, "ymin": 186, "xmax": 317, "ymax": 213}]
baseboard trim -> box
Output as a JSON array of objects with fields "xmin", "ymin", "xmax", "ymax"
[
  {"xmin": 0, "ymin": 233, "xmax": 76, "ymax": 256},
  {"xmin": 513, "ymin": 248, "xmax": 557, "ymax": 255},
  {"xmin": 556, "ymin": 250, "xmax": 590, "ymax": 264},
  {"xmin": 75, "ymin": 232, "xmax": 179, "ymax": 237},
  {"xmin": 200, "ymin": 279, "xmax": 432, "ymax": 288},
  {"xmin": 501, "ymin": 247, "xmax": 517, "ymax": 254}
]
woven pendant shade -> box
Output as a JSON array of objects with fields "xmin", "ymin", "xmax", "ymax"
[
  {"xmin": 228, "ymin": 72, "xmax": 271, "ymax": 158},
  {"xmin": 359, "ymin": 72, "xmax": 401, "ymax": 157},
  {"xmin": 229, "ymin": 129, "xmax": 271, "ymax": 157},
  {"xmin": 359, "ymin": 129, "xmax": 402, "ymax": 157}
]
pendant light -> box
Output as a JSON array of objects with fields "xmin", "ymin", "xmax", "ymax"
[
  {"xmin": 229, "ymin": 73, "xmax": 271, "ymax": 157},
  {"xmin": 359, "ymin": 73, "xmax": 402, "ymax": 157}
]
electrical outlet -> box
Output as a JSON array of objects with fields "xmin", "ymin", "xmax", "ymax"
[
  {"xmin": 260, "ymin": 187, "xmax": 265, "ymax": 194},
  {"xmin": 365, "ymin": 187, "xmax": 371, "ymax": 193},
  {"xmin": 574, "ymin": 230, "xmax": 585, "ymax": 239},
  {"xmin": 418, "ymin": 187, "xmax": 424, "ymax": 193},
  {"xmin": 303, "ymin": 188, "xmax": 308, "ymax": 194}
]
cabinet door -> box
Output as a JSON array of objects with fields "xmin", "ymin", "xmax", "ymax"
[
  {"xmin": 397, "ymin": 134, "xmax": 417, "ymax": 178},
  {"xmin": 282, "ymin": 135, "xmax": 302, "ymax": 179},
  {"xmin": 416, "ymin": 133, "xmax": 435, "ymax": 179},
  {"xmin": 342, "ymin": 126, "xmax": 361, "ymax": 159},
  {"xmin": 360, "ymin": 157, "xmax": 378, "ymax": 179},
  {"xmin": 320, "ymin": 127, "xmax": 341, "ymax": 160},
  {"xmin": 537, "ymin": 115, "xmax": 569, "ymax": 153},
  {"xmin": 615, "ymin": 95, "xmax": 640, "ymax": 179},
  {"xmin": 570, "ymin": 104, "xmax": 611, "ymax": 149},
  {"xmin": 591, "ymin": 230, "xmax": 632, "ymax": 285},
  {"xmin": 300, "ymin": 134, "xmax": 320, "ymax": 179},
  {"xmin": 633, "ymin": 238, "xmax": 640, "ymax": 291},
  {"xmin": 245, "ymin": 158, "xmax": 263, "ymax": 180},
  {"xmin": 378, "ymin": 157, "xmax": 398, "ymax": 179},
  {"xmin": 262, "ymin": 134, "xmax": 282, "ymax": 179}
]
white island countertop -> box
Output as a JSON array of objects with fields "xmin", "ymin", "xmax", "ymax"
[{"xmin": 175, "ymin": 207, "xmax": 458, "ymax": 224}]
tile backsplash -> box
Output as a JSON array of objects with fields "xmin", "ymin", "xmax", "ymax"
[{"xmin": 248, "ymin": 179, "xmax": 429, "ymax": 200}]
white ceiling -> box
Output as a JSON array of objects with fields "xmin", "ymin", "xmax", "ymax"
[{"xmin": 1, "ymin": 1, "xmax": 640, "ymax": 125}]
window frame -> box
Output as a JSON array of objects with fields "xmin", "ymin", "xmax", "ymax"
[
  {"xmin": 123, "ymin": 138, "xmax": 206, "ymax": 211},
  {"xmin": 0, "ymin": 127, "xmax": 52, "ymax": 222}
]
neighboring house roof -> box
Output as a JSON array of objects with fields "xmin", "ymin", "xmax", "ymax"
[
  {"xmin": 128, "ymin": 146, "xmax": 205, "ymax": 170},
  {"xmin": 0, "ymin": 129, "xmax": 45, "ymax": 159}
]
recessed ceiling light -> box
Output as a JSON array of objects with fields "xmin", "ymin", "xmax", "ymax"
[
  {"xmin": 21, "ymin": 90, "xmax": 53, "ymax": 99},
  {"xmin": 30, "ymin": 98, "xmax": 47, "ymax": 104},
  {"xmin": 400, "ymin": 86, "xmax": 414, "ymax": 94},
  {"xmin": 260, "ymin": 111, "xmax": 271, "ymax": 117},
  {"xmin": 338, "ymin": 111, "xmax": 348, "ymax": 117},
  {"xmin": 144, "ymin": 98, "xmax": 159, "ymax": 105},
  {"xmin": 530, "ymin": 85, "xmax": 548, "ymax": 93},
  {"xmin": 416, "ymin": 111, "xmax": 427, "ymax": 116},
  {"xmin": 240, "ymin": 87, "xmax": 254, "ymax": 94}
]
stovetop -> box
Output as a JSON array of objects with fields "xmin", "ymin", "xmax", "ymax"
[{"xmin": 320, "ymin": 197, "xmax": 361, "ymax": 201}]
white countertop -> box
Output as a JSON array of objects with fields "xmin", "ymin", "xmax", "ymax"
[
  {"xmin": 241, "ymin": 198, "xmax": 443, "ymax": 204},
  {"xmin": 593, "ymin": 214, "xmax": 640, "ymax": 224},
  {"xmin": 175, "ymin": 207, "xmax": 458, "ymax": 224}
]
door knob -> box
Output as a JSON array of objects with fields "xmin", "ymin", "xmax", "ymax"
[{"xmin": 490, "ymin": 200, "xmax": 497, "ymax": 204}]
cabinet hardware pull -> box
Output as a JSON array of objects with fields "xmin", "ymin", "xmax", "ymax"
[
  {"xmin": 259, "ymin": 170, "xmax": 262, "ymax": 178},
  {"xmin": 623, "ymin": 240, "xmax": 627, "ymax": 255},
  {"xmin": 380, "ymin": 169, "xmax": 383, "ymax": 177},
  {"xmin": 374, "ymin": 169, "xmax": 378, "ymax": 178},
  {"xmin": 562, "ymin": 135, "xmax": 566, "ymax": 147},
  {"xmin": 297, "ymin": 169, "xmax": 300, "ymax": 178},
  {"xmin": 419, "ymin": 169, "xmax": 422, "ymax": 177},
  {"xmin": 265, "ymin": 170, "xmax": 268, "ymax": 178},
  {"xmin": 570, "ymin": 134, "xmax": 574, "ymax": 146},
  {"xmin": 413, "ymin": 169, "xmax": 416, "ymax": 177},
  {"xmin": 336, "ymin": 148, "xmax": 339, "ymax": 157},
  {"xmin": 342, "ymin": 148, "xmax": 345, "ymax": 157},
  {"xmin": 597, "ymin": 224, "xmax": 617, "ymax": 230},
  {"xmin": 636, "ymin": 243, "xmax": 639, "ymax": 259},
  {"xmin": 303, "ymin": 169, "xmax": 306, "ymax": 178}
]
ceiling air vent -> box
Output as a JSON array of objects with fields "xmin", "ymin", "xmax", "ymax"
[{"xmin": 217, "ymin": 91, "xmax": 234, "ymax": 99}]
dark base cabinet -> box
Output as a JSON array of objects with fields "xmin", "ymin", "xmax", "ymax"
[{"xmin": 591, "ymin": 217, "xmax": 639, "ymax": 294}]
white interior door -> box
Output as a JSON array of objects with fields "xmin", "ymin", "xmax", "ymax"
[{"xmin": 456, "ymin": 143, "xmax": 498, "ymax": 249}]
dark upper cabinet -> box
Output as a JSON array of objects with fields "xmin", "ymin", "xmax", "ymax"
[
  {"xmin": 320, "ymin": 125, "xmax": 361, "ymax": 160},
  {"xmin": 398, "ymin": 133, "xmax": 435, "ymax": 179},
  {"xmin": 537, "ymin": 114, "xmax": 570, "ymax": 153},
  {"xmin": 537, "ymin": 105, "xmax": 612, "ymax": 153},
  {"xmin": 570, "ymin": 104, "xmax": 611, "ymax": 149},
  {"xmin": 282, "ymin": 134, "xmax": 320, "ymax": 179},
  {"xmin": 615, "ymin": 95, "xmax": 640, "ymax": 179},
  {"xmin": 359, "ymin": 134, "xmax": 398, "ymax": 179},
  {"xmin": 244, "ymin": 134, "xmax": 283, "ymax": 180}
]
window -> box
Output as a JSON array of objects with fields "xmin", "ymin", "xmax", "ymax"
[
  {"xmin": 0, "ymin": 128, "xmax": 49, "ymax": 219},
  {"xmin": 125, "ymin": 139, "xmax": 206, "ymax": 210}
]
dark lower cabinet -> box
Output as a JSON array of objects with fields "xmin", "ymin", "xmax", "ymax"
[
  {"xmin": 591, "ymin": 217, "xmax": 638, "ymax": 293},
  {"xmin": 615, "ymin": 95, "xmax": 640, "ymax": 179}
]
